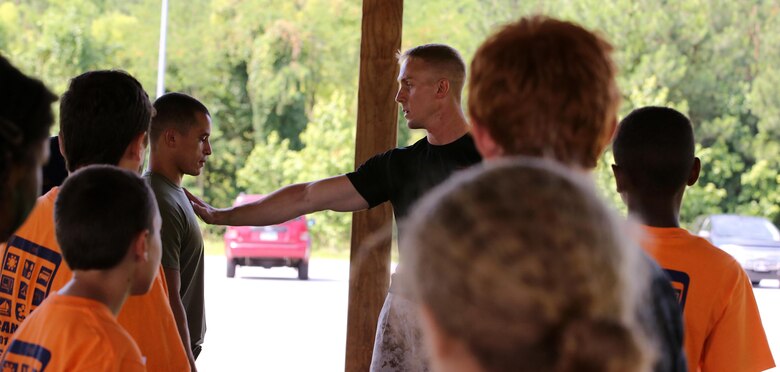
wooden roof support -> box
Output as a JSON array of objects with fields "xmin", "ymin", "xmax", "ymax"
[{"xmin": 345, "ymin": 1, "xmax": 403, "ymax": 371}]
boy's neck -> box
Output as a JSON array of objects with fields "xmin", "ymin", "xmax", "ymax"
[
  {"xmin": 59, "ymin": 271, "xmax": 132, "ymax": 316},
  {"xmin": 627, "ymin": 193, "xmax": 682, "ymax": 228},
  {"xmin": 148, "ymin": 153, "xmax": 183, "ymax": 186}
]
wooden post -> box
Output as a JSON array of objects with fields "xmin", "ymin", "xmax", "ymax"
[{"xmin": 345, "ymin": 1, "xmax": 403, "ymax": 371}]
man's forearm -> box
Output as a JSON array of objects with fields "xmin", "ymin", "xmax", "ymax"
[
  {"xmin": 163, "ymin": 267, "xmax": 198, "ymax": 372},
  {"xmin": 170, "ymin": 293, "xmax": 197, "ymax": 371},
  {"xmin": 220, "ymin": 183, "xmax": 314, "ymax": 226},
  {"xmin": 207, "ymin": 175, "xmax": 368, "ymax": 226}
]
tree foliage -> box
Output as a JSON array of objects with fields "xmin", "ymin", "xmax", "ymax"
[{"xmin": 1, "ymin": 0, "xmax": 778, "ymax": 250}]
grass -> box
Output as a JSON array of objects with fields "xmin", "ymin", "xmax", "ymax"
[{"xmin": 204, "ymin": 237, "xmax": 224, "ymax": 256}]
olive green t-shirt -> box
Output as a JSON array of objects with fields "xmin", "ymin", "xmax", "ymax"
[{"xmin": 144, "ymin": 171, "xmax": 206, "ymax": 348}]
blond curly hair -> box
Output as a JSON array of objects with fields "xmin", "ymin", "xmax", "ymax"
[{"xmin": 402, "ymin": 158, "xmax": 652, "ymax": 372}]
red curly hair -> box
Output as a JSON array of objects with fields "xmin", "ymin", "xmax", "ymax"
[{"xmin": 468, "ymin": 16, "xmax": 620, "ymax": 168}]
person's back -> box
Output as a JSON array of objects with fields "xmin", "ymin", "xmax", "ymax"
[
  {"xmin": 0, "ymin": 71, "xmax": 190, "ymax": 371},
  {"xmin": 4, "ymin": 293, "xmax": 144, "ymax": 371},
  {"xmin": 403, "ymin": 159, "xmax": 653, "ymax": 372},
  {"xmin": 612, "ymin": 106, "xmax": 774, "ymax": 371},
  {"xmin": 466, "ymin": 16, "xmax": 686, "ymax": 371},
  {"xmin": 1, "ymin": 166, "xmax": 161, "ymax": 371}
]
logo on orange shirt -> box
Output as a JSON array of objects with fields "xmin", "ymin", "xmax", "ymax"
[{"xmin": 663, "ymin": 269, "xmax": 690, "ymax": 311}]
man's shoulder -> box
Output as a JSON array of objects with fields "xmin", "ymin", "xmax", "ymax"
[
  {"xmin": 144, "ymin": 174, "xmax": 187, "ymax": 208},
  {"xmin": 25, "ymin": 188, "xmax": 59, "ymax": 223},
  {"xmin": 684, "ymin": 236, "xmax": 741, "ymax": 270},
  {"xmin": 382, "ymin": 137, "xmax": 428, "ymax": 157},
  {"xmin": 649, "ymin": 228, "xmax": 740, "ymax": 271},
  {"xmin": 11, "ymin": 189, "xmax": 59, "ymax": 251},
  {"xmin": 60, "ymin": 305, "xmax": 143, "ymax": 370}
]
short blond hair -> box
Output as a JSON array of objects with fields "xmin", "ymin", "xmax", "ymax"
[
  {"xmin": 468, "ymin": 16, "xmax": 619, "ymax": 168},
  {"xmin": 398, "ymin": 44, "xmax": 466, "ymax": 101},
  {"xmin": 403, "ymin": 158, "xmax": 651, "ymax": 372}
]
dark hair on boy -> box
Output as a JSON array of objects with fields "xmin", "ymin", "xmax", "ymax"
[
  {"xmin": 397, "ymin": 44, "xmax": 467, "ymax": 101},
  {"xmin": 59, "ymin": 70, "xmax": 152, "ymax": 172},
  {"xmin": 150, "ymin": 92, "xmax": 210, "ymax": 145},
  {"xmin": 612, "ymin": 106, "xmax": 695, "ymax": 194},
  {"xmin": 55, "ymin": 165, "xmax": 157, "ymax": 270},
  {"xmin": 0, "ymin": 55, "xmax": 57, "ymax": 182}
]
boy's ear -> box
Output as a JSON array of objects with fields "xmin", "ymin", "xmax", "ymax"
[
  {"xmin": 611, "ymin": 164, "xmax": 627, "ymax": 193},
  {"xmin": 125, "ymin": 132, "xmax": 147, "ymax": 163},
  {"xmin": 118, "ymin": 132, "xmax": 148, "ymax": 173},
  {"xmin": 57, "ymin": 132, "xmax": 66, "ymax": 159},
  {"xmin": 164, "ymin": 128, "xmax": 177, "ymax": 147},
  {"xmin": 435, "ymin": 79, "xmax": 450, "ymax": 99},
  {"xmin": 687, "ymin": 157, "xmax": 701, "ymax": 186},
  {"xmin": 130, "ymin": 229, "xmax": 150, "ymax": 263},
  {"xmin": 471, "ymin": 120, "xmax": 503, "ymax": 160}
]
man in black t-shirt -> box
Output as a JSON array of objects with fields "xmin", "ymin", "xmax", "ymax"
[{"xmin": 187, "ymin": 44, "xmax": 481, "ymax": 371}]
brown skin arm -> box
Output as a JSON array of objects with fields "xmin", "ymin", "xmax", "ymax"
[
  {"xmin": 185, "ymin": 175, "xmax": 369, "ymax": 226},
  {"xmin": 163, "ymin": 267, "xmax": 198, "ymax": 372}
]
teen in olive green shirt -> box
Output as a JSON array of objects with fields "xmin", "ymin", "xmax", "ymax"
[{"xmin": 146, "ymin": 92, "xmax": 212, "ymax": 370}]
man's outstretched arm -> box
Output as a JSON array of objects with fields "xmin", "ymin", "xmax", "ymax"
[{"xmin": 185, "ymin": 175, "xmax": 369, "ymax": 226}]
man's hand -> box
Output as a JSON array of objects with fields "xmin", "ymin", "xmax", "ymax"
[{"xmin": 184, "ymin": 189, "xmax": 221, "ymax": 225}]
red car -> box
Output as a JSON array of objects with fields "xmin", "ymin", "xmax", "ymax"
[{"xmin": 223, "ymin": 194, "xmax": 311, "ymax": 280}]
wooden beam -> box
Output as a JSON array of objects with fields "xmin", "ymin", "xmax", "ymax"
[{"xmin": 345, "ymin": 1, "xmax": 403, "ymax": 371}]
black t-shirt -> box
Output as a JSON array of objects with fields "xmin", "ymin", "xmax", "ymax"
[
  {"xmin": 347, "ymin": 133, "xmax": 481, "ymax": 270},
  {"xmin": 644, "ymin": 255, "xmax": 688, "ymax": 372},
  {"xmin": 347, "ymin": 133, "xmax": 481, "ymax": 226}
]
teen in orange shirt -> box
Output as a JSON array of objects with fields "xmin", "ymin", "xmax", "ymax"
[
  {"xmin": 1, "ymin": 166, "xmax": 159, "ymax": 371},
  {"xmin": 0, "ymin": 71, "xmax": 189, "ymax": 371},
  {"xmin": 612, "ymin": 106, "xmax": 774, "ymax": 371}
]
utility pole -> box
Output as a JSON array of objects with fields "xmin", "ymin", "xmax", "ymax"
[{"xmin": 156, "ymin": 0, "xmax": 169, "ymax": 99}]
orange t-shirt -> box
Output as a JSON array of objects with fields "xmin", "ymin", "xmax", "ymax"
[
  {"xmin": 642, "ymin": 226, "xmax": 775, "ymax": 372},
  {"xmin": 0, "ymin": 188, "xmax": 189, "ymax": 372},
  {"xmin": 0, "ymin": 293, "xmax": 145, "ymax": 371}
]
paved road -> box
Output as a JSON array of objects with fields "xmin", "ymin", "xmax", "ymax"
[
  {"xmin": 196, "ymin": 256, "xmax": 780, "ymax": 372},
  {"xmin": 196, "ymin": 257, "xmax": 350, "ymax": 372},
  {"xmin": 755, "ymin": 283, "xmax": 780, "ymax": 372}
]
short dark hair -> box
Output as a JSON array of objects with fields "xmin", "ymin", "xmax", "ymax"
[
  {"xmin": 612, "ymin": 106, "xmax": 695, "ymax": 194},
  {"xmin": 398, "ymin": 44, "xmax": 467, "ymax": 100},
  {"xmin": 55, "ymin": 165, "xmax": 157, "ymax": 270},
  {"xmin": 0, "ymin": 55, "xmax": 57, "ymax": 182},
  {"xmin": 59, "ymin": 70, "xmax": 152, "ymax": 172},
  {"xmin": 150, "ymin": 92, "xmax": 210, "ymax": 145}
]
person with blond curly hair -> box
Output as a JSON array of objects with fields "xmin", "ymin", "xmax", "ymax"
[{"xmin": 403, "ymin": 159, "xmax": 653, "ymax": 372}]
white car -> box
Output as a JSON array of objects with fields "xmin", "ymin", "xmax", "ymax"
[{"xmin": 692, "ymin": 214, "xmax": 780, "ymax": 285}]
